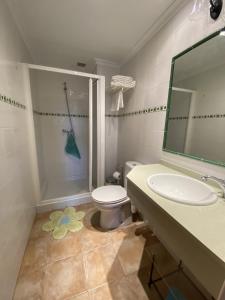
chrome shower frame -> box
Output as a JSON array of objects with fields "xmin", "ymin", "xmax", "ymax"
[{"xmin": 23, "ymin": 63, "xmax": 105, "ymax": 211}]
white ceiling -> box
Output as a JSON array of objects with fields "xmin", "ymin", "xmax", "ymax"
[{"xmin": 6, "ymin": 0, "xmax": 183, "ymax": 70}]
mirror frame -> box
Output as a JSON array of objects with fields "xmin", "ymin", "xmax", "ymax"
[{"xmin": 163, "ymin": 27, "xmax": 225, "ymax": 167}]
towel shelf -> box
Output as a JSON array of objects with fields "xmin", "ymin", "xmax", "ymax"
[{"xmin": 106, "ymin": 85, "xmax": 134, "ymax": 95}]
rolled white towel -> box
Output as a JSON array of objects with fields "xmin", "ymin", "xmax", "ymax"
[
  {"xmin": 112, "ymin": 75, "xmax": 134, "ymax": 84},
  {"xmin": 111, "ymin": 80, "xmax": 134, "ymax": 86},
  {"xmin": 111, "ymin": 80, "xmax": 134, "ymax": 85},
  {"xmin": 111, "ymin": 80, "xmax": 136, "ymax": 89},
  {"xmin": 112, "ymin": 75, "xmax": 133, "ymax": 80}
]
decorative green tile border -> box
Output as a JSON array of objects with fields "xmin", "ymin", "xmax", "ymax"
[
  {"xmin": 192, "ymin": 113, "xmax": 225, "ymax": 119},
  {"xmin": 106, "ymin": 105, "xmax": 167, "ymax": 118},
  {"xmin": 33, "ymin": 104, "xmax": 168, "ymax": 119},
  {"xmin": 105, "ymin": 114, "xmax": 119, "ymax": 117},
  {"xmin": 168, "ymin": 116, "xmax": 189, "ymax": 120},
  {"xmin": 0, "ymin": 94, "xmax": 26, "ymax": 110},
  {"xmin": 33, "ymin": 110, "xmax": 88, "ymax": 118},
  {"xmin": 168, "ymin": 113, "xmax": 225, "ymax": 121}
]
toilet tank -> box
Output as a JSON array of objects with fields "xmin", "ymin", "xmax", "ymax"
[{"xmin": 124, "ymin": 161, "xmax": 142, "ymax": 189}]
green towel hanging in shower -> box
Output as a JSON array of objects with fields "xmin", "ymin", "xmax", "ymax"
[
  {"xmin": 63, "ymin": 82, "xmax": 81, "ymax": 159},
  {"xmin": 65, "ymin": 131, "xmax": 81, "ymax": 159}
]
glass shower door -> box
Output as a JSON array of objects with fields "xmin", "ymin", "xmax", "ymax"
[{"xmin": 29, "ymin": 68, "xmax": 90, "ymax": 201}]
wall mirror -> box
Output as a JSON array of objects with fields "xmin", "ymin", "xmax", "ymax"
[{"xmin": 163, "ymin": 28, "xmax": 225, "ymax": 167}]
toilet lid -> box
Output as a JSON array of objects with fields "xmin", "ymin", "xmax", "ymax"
[{"xmin": 92, "ymin": 185, "xmax": 127, "ymax": 204}]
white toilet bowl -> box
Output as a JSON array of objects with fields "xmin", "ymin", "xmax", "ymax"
[
  {"xmin": 92, "ymin": 185, "xmax": 129, "ymax": 229},
  {"xmin": 92, "ymin": 161, "xmax": 142, "ymax": 230}
]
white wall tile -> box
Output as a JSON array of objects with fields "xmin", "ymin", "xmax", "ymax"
[
  {"xmin": 118, "ymin": 2, "xmax": 225, "ymax": 177},
  {"xmin": 0, "ymin": 1, "xmax": 35, "ymax": 299},
  {"xmin": 95, "ymin": 62, "xmax": 120, "ymax": 178}
]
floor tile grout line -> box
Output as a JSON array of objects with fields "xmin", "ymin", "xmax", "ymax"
[
  {"xmin": 81, "ymin": 240, "xmax": 112, "ymax": 255},
  {"xmin": 82, "ymin": 250, "xmax": 89, "ymax": 291},
  {"xmin": 63, "ymin": 290, "xmax": 89, "ymax": 300},
  {"xmin": 86, "ymin": 269, "xmax": 149, "ymax": 297},
  {"xmin": 110, "ymin": 239, "xmax": 126, "ymax": 278},
  {"xmin": 15, "ymin": 204, "xmax": 151, "ymax": 299},
  {"xmin": 86, "ymin": 275, "xmax": 125, "ymax": 294},
  {"xmin": 111, "ymin": 241, "xmax": 128, "ymax": 276},
  {"xmin": 22, "ymin": 239, "xmax": 114, "ymax": 273},
  {"xmin": 82, "ymin": 241, "xmax": 129, "ymax": 291},
  {"xmin": 21, "ymin": 224, "xmax": 146, "ymax": 269},
  {"xmin": 18, "ymin": 241, "xmax": 153, "ymax": 283}
]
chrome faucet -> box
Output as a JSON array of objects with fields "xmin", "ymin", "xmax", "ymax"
[{"xmin": 201, "ymin": 175, "xmax": 225, "ymax": 197}]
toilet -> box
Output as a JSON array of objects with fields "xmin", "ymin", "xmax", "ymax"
[{"xmin": 92, "ymin": 161, "xmax": 142, "ymax": 230}]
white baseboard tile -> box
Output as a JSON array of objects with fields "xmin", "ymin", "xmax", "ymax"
[{"xmin": 36, "ymin": 192, "xmax": 93, "ymax": 213}]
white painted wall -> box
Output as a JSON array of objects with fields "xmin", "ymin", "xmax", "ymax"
[
  {"xmin": 0, "ymin": 1, "xmax": 36, "ymax": 299},
  {"xmin": 118, "ymin": 1, "xmax": 225, "ymax": 178},
  {"xmin": 30, "ymin": 70, "xmax": 89, "ymax": 199},
  {"xmin": 95, "ymin": 60, "xmax": 120, "ymax": 179}
]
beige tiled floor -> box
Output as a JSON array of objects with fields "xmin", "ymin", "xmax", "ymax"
[{"xmin": 12, "ymin": 203, "xmax": 165, "ymax": 300}]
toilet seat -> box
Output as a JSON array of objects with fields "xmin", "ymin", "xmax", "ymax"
[
  {"xmin": 95, "ymin": 197, "xmax": 130, "ymax": 209},
  {"xmin": 92, "ymin": 185, "xmax": 127, "ymax": 205}
]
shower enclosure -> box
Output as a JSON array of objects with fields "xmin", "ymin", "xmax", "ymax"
[{"xmin": 25, "ymin": 64, "xmax": 105, "ymax": 210}]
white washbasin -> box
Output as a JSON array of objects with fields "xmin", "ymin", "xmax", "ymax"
[{"xmin": 147, "ymin": 173, "xmax": 217, "ymax": 205}]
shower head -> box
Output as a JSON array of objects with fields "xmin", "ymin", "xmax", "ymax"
[
  {"xmin": 64, "ymin": 82, "xmax": 74, "ymax": 97},
  {"xmin": 63, "ymin": 82, "xmax": 67, "ymax": 92}
]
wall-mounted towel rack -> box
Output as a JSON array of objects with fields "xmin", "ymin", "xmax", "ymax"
[{"xmin": 106, "ymin": 85, "xmax": 134, "ymax": 95}]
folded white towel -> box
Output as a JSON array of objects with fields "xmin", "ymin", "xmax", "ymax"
[
  {"xmin": 111, "ymin": 81, "xmax": 136, "ymax": 89},
  {"xmin": 111, "ymin": 80, "xmax": 135, "ymax": 86},
  {"xmin": 112, "ymin": 75, "xmax": 133, "ymax": 82},
  {"xmin": 112, "ymin": 79, "xmax": 133, "ymax": 85}
]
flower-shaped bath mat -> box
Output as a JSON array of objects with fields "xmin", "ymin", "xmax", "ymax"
[{"xmin": 42, "ymin": 207, "xmax": 85, "ymax": 240}]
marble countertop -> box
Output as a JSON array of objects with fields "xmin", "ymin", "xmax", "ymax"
[{"xmin": 127, "ymin": 163, "xmax": 225, "ymax": 264}]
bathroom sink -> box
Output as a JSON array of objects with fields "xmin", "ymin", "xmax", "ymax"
[{"xmin": 147, "ymin": 173, "xmax": 217, "ymax": 205}]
